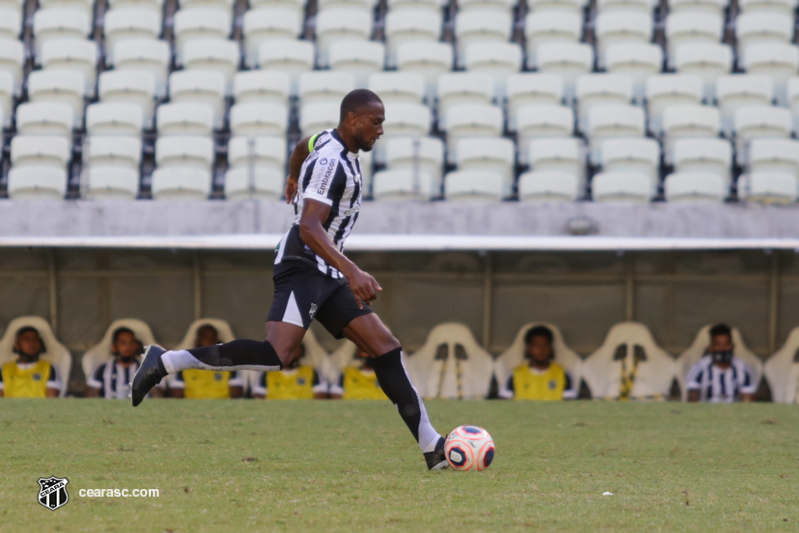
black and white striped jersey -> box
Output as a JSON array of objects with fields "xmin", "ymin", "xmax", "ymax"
[
  {"xmin": 686, "ymin": 355, "xmax": 756, "ymax": 403},
  {"xmin": 87, "ymin": 360, "xmax": 140, "ymax": 399},
  {"xmin": 274, "ymin": 129, "xmax": 363, "ymax": 279}
]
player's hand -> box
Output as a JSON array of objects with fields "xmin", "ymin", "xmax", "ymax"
[
  {"xmin": 346, "ymin": 267, "xmax": 382, "ymax": 309},
  {"xmin": 285, "ymin": 177, "xmax": 298, "ymax": 205}
]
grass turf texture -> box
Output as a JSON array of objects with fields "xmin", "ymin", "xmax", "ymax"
[{"xmin": 2, "ymin": 400, "xmax": 798, "ymax": 532}]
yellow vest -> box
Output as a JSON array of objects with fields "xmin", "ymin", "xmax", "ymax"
[
  {"xmin": 513, "ymin": 363, "xmax": 567, "ymax": 401},
  {"xmin": 181, "ymin": 369, "xmax": 233, "ymax": 399},
  {"xmin": 342, "ymin": 367, "xmax": 388, "ymax": 400},
  {"xmin": 1, "ymin": 360, "xmax": 53, "ymax": 398},
  {"xmin": 266, "ymin": 366, "xmax": 316, "ymax": 400}
]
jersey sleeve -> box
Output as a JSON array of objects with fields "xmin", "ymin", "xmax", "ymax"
[
  {"xmin": 87, "ymin": 364, "xmax": 105, "ymax": 389},
  {"xmin": 228, "ymin": 370, "xmax": 244, "ymax": 388},
  {"xmin": 252, "ymin": 372, "xmax": 267, "ymax": 397},
  {"xmin": 0, "ymin": 367, "xmax": 4, "ymax": 390},
  {"xmin": 739, "ymin": 362, "xmax": 757, "ymax": 395},
  {"xmin": 497, "ymin": 374, "xmax": 515, "ymax": 399},
  {"xmin": 562, "ymin": 371, "xmax": 577, "ymax": 400},
  {"xmin": 47, "ymin": 365, "xmax": 60, "ymax": 392},
  {"xmin": 303, "ymin": 157, "xmax": 348, "ymax": 207},
  {"xmin": 686, "ymin": 362, "xmax": 705, "ymax": 391},
  {"xmin": 311, "ymin": 369, "xmax": 328, "ymax": 395},
  {"xmin": 170, "ymin": 371, "xmax": 185, "ymax": 389}
]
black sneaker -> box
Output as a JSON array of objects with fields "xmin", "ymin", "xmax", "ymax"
[
  {"xmin": 424, "ymin": 436, "xmax": 449, "ymax": 471},
  {"xmin": 130, "ymin": 344, "xmax": 167, "ymax": 407}
]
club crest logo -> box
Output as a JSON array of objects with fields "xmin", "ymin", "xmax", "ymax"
[
  {"xmin": 309, "ymin": 303, "xmax": 318, "ymax": 320},
  {"xmin": 38, "ymin": 476, "xmax": 69, "ymax": 511}
]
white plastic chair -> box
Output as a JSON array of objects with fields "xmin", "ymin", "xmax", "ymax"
[
  {"xmin": 250, "ymin": 0, "xmax": 304, "ymax": 16},
  {"xmin": 7, "ymin": 167, "xmax": 68, "ymax": 199},
  {"xmin": 11, "ymin": 135, "xmax": 70, "ymax": 170},
  {"xmin": 536, "ymin": 41, "xmax": 594, "ymax": 103},
  {"xmin": 315, "ymin": 9, "xmax": 373, "ymax": 67},
  {"xmin": 527, "ymin": 0, "xmax": 582, "ymax": 15},
  {"xmin": 664, "ymin": 172, "xmax": 727, "ymax": 202},
  {"xmin": 674, "ymin": 42, "xmax": 733, "ymax": 102},
  {"xmin": 666, "ymin": 12, "xmax": 724, "ymax": 68},
  {"xmin": 227, "ymin": 135, "xmax": 287, "ymax": 172},
  {"xmin": 376, "ymin": 102, "xmax": 432, "ymax": 161},
  {"xmin": 224, "ymin": 166, "xmax": 285, "ymax": 200},
  {"xmin": 156, "ymin": 102, "xmax": 215, "ymax": 137},
  {"xmin": 444, "ymin": 170, "xmax": 504, "ymax": 201},
  {"xmin": 454, "ymin": 10, "xmax": 512, "ymax": 68},
  {"xmin": 591, "ymin": 171, "xmax": 651, "ymax": 202},
  {"xmin": 575, "ymin": 74, "xmax": 633, "ymax": 133},
  {"xmin": 396, "ymin": 41, "xmax": 454, "ymax": 102},
  {"xmin": 16, "ymin": 102, "xmax": 74, "ymax": 137},
  {"xmin": 436, "ymin": 72, "xmax": 495, "ymax": 130},
  {"xmin": 597, "ymin": 0, "xmax": 654, "ymax": 12},
  {"xmin": 328, "ymin": 40, "xmax": 385, "ymax": 88},
  {"xmin": 463, "ymin": 41, "xmax": 522, "ymax": 99},
  {"xmin": 103, "ymin": 9, "xmax": 161, "ymax": 64},
  {"xmin": 605, "ymin": 43, "xmax": 663, "ymax": 103},
  {"xmin": 229, "ymin": 102, "xmax": 289, "ymax": 137},
  {"xmin": 150, "ymin": 167, "xmax": 213, "ymax": 200},
  {"xmin": 455, "ymin": 137, "xmax": 516, "ymax": 197},
  {"xmin": 242, "ymin": 8, "xmax": 302, "ymax": 67},
  {"xmin": 372, "ymin": 169, "xmax": 435, "ymax": 200},
  {"xmin": 33, "ymin": 8, "xmax": 91, "ymax": 60},
  {"xmin": 233, "ymin": 70, "xmax": 291, "ymax": 106},
  {"xmin": 384, "ymin": 136, "xmax": 445, "ymax": 189},
  {"xmin": 40, "ymin": 39, "xmax": 98, "ymax": 97},
  {"xmin": 518, "ymin": 171, "xmax": 581, "ymax": 201},
  {"xmin": 524, "ymin": 11, "xmax": 582, "ymax": 69},
  {"xmin": 173, "ymin": 8, "xmax": 232, "ymax": 65},
  {"xmin": 98, "ymin": 70, "xmax": 156, "ymax": 129},
  {"xmin": 84, "ymin": 135, "xmax": 142, "ymax": 172},
  {"xmin": 506, "ymin": 73, "xmax": 563, "ymax": 131},
  {"xmin": 738, "ymin": 0, "xmax": 794, "ymax": 15},
  {"xmin": 0, "ymin": 7, "xmax": 21, "ymax": 42},
  {"xmin": 733, "ymin": 106, "xmax": 792, "ymax": 164},
  {"xmin": 86, "ymin": 102, "xmax": 144, "ymax": 136},
  {"xmin": 600, "ymin": 137, "xmax": 660, "ymax": 192},
  {"xmin": 516, "ymin": 105, "xmax": 574, "ymax": 164},
  {"xmin": 526, "ymin": 137, "xmax": 586, "ymax": 181},
  {"xmin": 258, "ymin": 39, "xmax": 315, "ymax": 95},
  {"xmin": 299, "ymin": 102, "xmax": 340, "ymax": 137},
  {"xmin": 384, "ymin": 10, "xmax": 441, "ymax": 68},
  {"xmin": 715, "ymin": 75, "xmax": 773, "ymax": 136},
  {"xmin": 742, "ymin": 43, "xmax": 799, "ymax": 106},
  {"xmin": 155, "ymin": 136, "xmax": 215, "ymax": 172},
  {"xmin": 668, "ymin": 0, "xmax": 725, "ymax": 16},
  {"xmin": 367, "ymin": 72, "xmax": 425, "ymax": 106},
  {"xmin": 0, "ymin": 71, "xmax": 12, "ymax": 128},
  {"xmin": 109, "ymin": 0, "xmax": 164, "ymax": 17},
  {"xmin": 182, "ymin": 39, "xmax": 240, "ymax": 95},
  {"xmin": 736, "ymin": 12, "xmax": 792, "ymax": 59},
  {"xmin": 113, "ymin": 39, "xmax": 171, "ymax": 98},
  {"xmin": 595, "ymin": 11, "xmax": 653, "ymax": 68},
  {"xmin": 747, "ymin": 138, "xmax": 799, "ymax": 177},
  {"xmin": 444, "ymin": 104, "xmax": 503, "ymax": 163},
  {"xmin": 83, "ymin": 167, "xmax": 141, "ymax": 199},
  {"xmin": 0, "ymin": 39, "xmax": 24, "ymax": 97},
  {"xmin": 763, "ymin": 327, "xmax": 799, "ymax": 403},
  {"xmin": 586, "ymin": 104, "xmax": 645, "ymax": 163},
  {"xmin": 673, "ymin": 137, "xmax": 732, "ymax": 184},
  {"xmin": 661, "ymin": 104, "xmax": 720, "ymax": 163},
  {"xmin": 645, "ymin": 74, "xmax": 703, "ymax": 134},
  {"xmin": 387, "ymin": 0, "xmax": 443, "ymax": 13},
  {"xmin": 27, "ymin": 69, "xmax": 86, "ymax": 129},
  {"xmin": 739, "ymin": 172, "xmax": 798, "ymax": 204},
  {"xmin": 169, "ymin": 70, "xmax": 227, "ymax": 129},
  {"xmin": 297, "ymin": 71, "xmax": 355, "ymax": 106}
]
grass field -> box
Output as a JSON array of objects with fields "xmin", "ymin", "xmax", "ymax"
[{"xmin": 2, "ymin": 399, "xmax": 799, "ymax": 532}]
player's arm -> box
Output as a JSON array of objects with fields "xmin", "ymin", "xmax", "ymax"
[
  {"xmin": 0, "ymin": 369, "xmax": 4, "ymax": 397},
  {"xmin": 46, "ymin": 366, "xmax": 60, "ymax": 398},
  {"xmin": 285, "ymin": 136, "xmax": 313, "ymax": 205}
]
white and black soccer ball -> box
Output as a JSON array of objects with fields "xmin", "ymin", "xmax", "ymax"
[{"xmin": 444, "ymin": 425, "xmax": 495, "ymax": 471}]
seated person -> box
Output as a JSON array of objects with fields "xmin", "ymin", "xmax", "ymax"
[
  {"xmin": 498, "ymin": 326, "xmax": 577, "ymax": 401},
  {"xmin": 687, "ymin": 323, "xmax": 756, "ymax": 403},
  {"xmin": 85, "ymin": 327, "xmax": 164, "ymax": 399},
  {"xmin": 170, "ymin": 325, "xmax": 243, "ymax": 399},
  {"xmin": 0, "ymin": 326, "xmax": 60, "ymax": 398},
  {"xmin": 329, "ymin": 349, "xmax": 388, "ymax": 400},
  {"xmin": 252, "ymin": 344, "xmax": 328, "ymax": 399}
]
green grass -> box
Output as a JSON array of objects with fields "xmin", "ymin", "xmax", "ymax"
[{"xmin": 2, "ymin": 400, "xmax": 799, "ymax": 532}]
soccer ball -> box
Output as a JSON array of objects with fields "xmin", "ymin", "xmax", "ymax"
[{"xmin": 444, "ymin": 425, "xmax": 495, "ymax": 471}]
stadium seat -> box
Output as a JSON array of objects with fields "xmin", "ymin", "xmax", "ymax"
[
  {"xmin": 436, "ymin": 72, "xmax": 495, "ymax": 129},
  {"xmin": 367, "ymin": 72, "xmax": 425, "ymax": 105},
  {"xmin": 591, "ymin": 171, "xmax": 651, "ymax": 202},
  {"xmin": 242, "ymin": 8, "xmax": 303, "ymax": 68},
  {"xmin": 315, "ymin": 9, "xmax": 373, "ymax": 67},
  {"xmin": 0, "ymin": 8, "xmax": 21, "ymax": 41},
  {"xmin": 506, "ymin": 74, "xmax": 563, "ymax": 131},
  {"xmin": 82, "ymin": 167, "xmax": 141, "ymax": 199},
  {"xmin": 384, "ymin": 136, "xmax": 445, "ymax": 189},
  {"xmin": 173, "ymin": 9, "xmax": 232, "ymax": 64},
  {"xmin": 0, "ymin": 39, "xmax": 24, "ymax": 97},
  {"xmin": 516, "ymin": 105, "xmax": 574, "ymax": 164},
  {"xmin": 40, "ymin": 39, "xmax": 98, "ymax": 97},
  {"xmin": 359, "ymin": 148, "xmax": 374, "ymax": 193},
  {"xmin": 715, "ymin": 75, "xmax": 773, "ymax": 136},
  {"xmin": 455, "ymin": 137, "xmax": 516, "ymax": 197},
  {"xmin": 84, "ymin": 135, "xmax": 143, "ymax": 172},
  {"xmin": 150, "ymin": 167, "xmax": 212, "ymax": 200},
  {"xmin": 454, "ymin": 10, "xmax": 513, "ymax": 68},
  {"xmin": 396, "ymin": 41, "xmax": 454, "ymax": 102},
  {"xmin": 661, "ymin": 104, "xmax": 720, "ymax": 163},
  {"xmin": 86, "ymin": 103, "xmax": 144, "ymax": 136},
  {"xmin": 526, "ymin": 137, "xmax": 586, "ymax": 181},
  {"xmin": 182, "ymin": 39, "xmax": 239, "ymax": 95},
  {"xmin": 733, "ymin": 106, "xmax": 792, "ymax": 164},
  {"xmin": 384, "ymin": 10, "xmax": 442, "ymax": 68},
  {"xmin": 600, "ymin": 138, "xmax": 660, "ymax": 192},
  {"xmin": 372, "ymin": 169, "xmax": 435, "ymax": 200},
  {"xmin": 33, "ymin": 8, "xmax": 91, "ymax": 60},
  {"xmin": 157, "ymin": 103, "xmax": 215, "ymax": 137},
  {"xmin": 299, "ymin": 102, "xmax": 339, "ymax": 137},
  {"xmin": 674, "ymin": 43, "xmax": 733, "ymax": 102},
  {"xmin": 742, "ymin": 43, "xmax": 799, "ymax": 107},
  {"xmin": 527, "ymin": 0, "xmax": 582, "ymax": 15},
  {"xmin": 575, "ymin": 74, "xmax": 633, "ymax": 133},
  {"xmin": 234, "ymin": 70, "xmax": 290, "ymax": 106},
  {"xmin": 329, "ymin": 40, "xmax": 386, "ymax": 88},
  {"xmin": 169, "ymin": 70, "xmax": 227, "ymax": 129},
  {"xmin": 736, "ymin": 13, "xmax": 792, "ymax": 58},
  {"xmin": 258, "ymin": 39, "xmax": 315, "ymax": 96},
  {"xmin": 98, "ymin": 71, "xmax": 156, "ymax": 129},
  {"xmin": 109, "ymin": 0, "xmax": 165, "ymax": 18},
  {"xmin": 250, "ymin": 0, "xmax": 304, "ymax": 16},
  {"xmin": 517, "ymin": 171, "xmax": 582, "ymax": 201},
  {"xmin": 597, "ymin": 0, "xmax": 654, "ymax": 13},
  {"xmin": 27, "ymin": 69, "xmax": 86, "ymax": 129},
  {"xmin": 664, "ymin": 172, "xmax": 727, "ymax": 202},
  {"xmin": 376, "ymin": 102, "xmax": 432, "ymax": 161},
  {"xmin": 738, "ymin": 0, "xmax": 794, "ymax": 15},
  {"xmin": 10, "ymin": 135, "xmax": 70, "ymax": 170},
  {"xmin": 668, "ymin": 0, "xmax": 725, "ymax": 16},
  {"xmin": 103, "ymin": 9, "xmax": 161, "ymax": 64},
  {"xmin": 113, "ymin": 39, "xmax": 171, "ymax": 98},
  {"xmin": 672, "ymin": 138, "xmax": 732, "ymax": 184},
  {"xmin": 738, "ymin": 172, "xmax": 799, "ymax": 204},
  {"xmin": 0, "ymin": 317, "xmax": 71, "ymax": 397},
  {"xmin": 536, "ymin": 42, "xmax": 594, "ymax": 103},
  {"xmin": 463, "ymin": 42, "xmax": 523, "ymax": 99},
  {"xmin": 156, "ymin": 136, "xmax": 215, "ymax": 172},
  {"xmin": 747, "ymin": 138, "xmax": 799, "ymax": 177},
  {"xmin": 297, "ymin": 71, "xmax": 355, "ymax": 107},
  {"xmin": 444, "ymin": 104, "xmax": 503, "ymax": 163},
  {"xmin": 7, "ymin": 167, "xmax": 68, "ymax": 199},
  {"xmin": 224, "ymin": 167, "xmax": 285, "ymax": 200},
  {"xmin": 229, "ymin": 102, "xmax": 288, "ymax": 137},
  {"xmin": 665, "ymin": 13, "xmax": 723, "ymax": 68},
  {"xmin": 317, "ymin": 0, "xmax": 375, "ymax": 13},
  {"xmin": 764, "ymin": 327, "xmax": 799, "ymax": 403},
  {"xmin": 605, "ymin": 43, "xmax": 664, "ymax": 103},
  {"xmin": 586, "ymin": 104, "xmax": 645, "ymax": 163},
  {"xmin": 178, "ymin": 0, "xmax": 234, "ymax": 10},
  {"xmin": 595, "ymin": 12, "xmax": 652, "ymax": 68},
  {"xmin": 0, "ymin": 71, "xmax": 11, "ymax": 128},
  {"xmin": 227, "ymin": 135, "xmax": 287, "ymax": 172},
  {"xmin": 387, "ymin": 0, "xmax": 443, "ymax": 13},
  {"xmin": 82, "ymin": 320, "xmax": 157, "ymax": 377},
  {"xmin": 645, "ymin": 74, "xmax": 704, "ymax": 135},
  {"xmin": 444, "ymin": 170, "xmax": 504, "ymax": 201},
  {"xmin": 787, "ymin": 77, "xmax": 799, "ymax": 132},
  {"xmin": 16, "ymin": 102, "xmax": 74, "ymax": 137},
  {"xmin": 459, "ymin": 0, "xmax": 516, "ymax": 13},
  {"xmin": 524, "ymin": 11, "xmax": 582, "ymax": 69},
  {"xmin": 43, "ymin": 0, "xmax": 94, "ymax": 15}
]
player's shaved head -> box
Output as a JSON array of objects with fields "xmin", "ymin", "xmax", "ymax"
[
  {"xmin": 337, "ymin": 89, "xmax": 384, "ymax": 153},
  {"xmin": 339, "ymin": 89, "xmax": 383, "ymax": 123}
]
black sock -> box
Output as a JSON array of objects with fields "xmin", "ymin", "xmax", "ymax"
[{"xmin": 186, "ymin": 339, "xmax": 283, "ymax": 370}]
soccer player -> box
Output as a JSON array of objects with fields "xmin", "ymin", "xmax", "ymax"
[
  {"xmin": 686, "ymin": 323, "xmax": 756, "ymax": 403},
  {"xmin": 498, "ymin": 326, "xmax": 577, "ymax": 401},
  {"xmin": 252, "ymin": 344, "xmax": 329, "ymax": 399},
  {"xmin": 132, "ymin": 89, "xmax": 448, "ymax": 469},
  {"xmin": 85, "ymin": 327, "xmax": 163, "ymax": 399},
  {"xmin": 329, "ymin": 348, "xmax": 388, "ymax": 400},
  {"xmin": 0, "ymin": 326, "xmax": 60, "ymax": 398},
  {"xmin": 169, "ymin": 324, "xmax": 244, "ymax": 399}
]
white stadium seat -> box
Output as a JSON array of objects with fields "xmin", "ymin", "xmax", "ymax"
[
  {"xmin": 436, "ymin": 72, "xmax": 495, "ymax": 129},
  {"xmin": 0, "ymin": 71, "xmax": 11, "ymax": 128},
  {"xmin": 464, "ymin": 42, "xmax": 523, "ymax": 99},
  {"xmin": 372, "ymin": 169, "xmax": 435, "ymax": 201},
  {"xmin": 16, "ymin": 102, "xmax": 74, "ymax": 137},
  {"xmin": 661, "ymin": 104, "xmax": 720, "ymax": 163},
  {"xmin": 715, "ymin": 75, "xmax": 773, "ymax": 136},
  {"xmin": 444, "ymin": 104, "xmax": 503, "ymax": 163},
  {"xmin": 575, "ymin": 74, "xmax": 633, "ymax": 133},
  {"xmin": 739, "ymin": 172, "xmax": 799, "ymax": 204},
  {"xmin": 527, "ymin": 0, "xmax": 582, "ymax": 15},
  {"xmin": 388, "ymin": 0, "xmax": 443, "ymax": 13},
  {"xmin": 444, "ymin": 170, "xmax": 504, "ymax": 201},
  {"xmin": 83, "ymin": 167, "xmax": 140, "ymax": 200},
  {"xmin": 536, "ymin": 42, "xmax": 594, "ymax": 103},
  {"xmin": 233, "ymin": 70, "xmax": 290, "ymax": 106},
  {"xmin": 674, "ymin": 43, "xmax": 733, "ymax": 102},
  {"xmin": 0, "ymin": 39, "xmax": 24, "ymax": 97},
  {"xmin": 258, "ymin": 39, "xmax": 315, "ymax": 96},
  {"xmin": 524, "ymin": 11, "xmax": 582, "ymax": 69},
  {"xmin": 516, "ymin": 105, "xmax": 574, "ymax": 164},
  {"xmin": 367, "ymin": 72, "xmax": 425, "ymax": 105},
  {"xmin": 86, "ymin": 103, "xmax": 143, "ymax": 136},
  {"xmin": 113, "ymin": 39, "xmax": 171, "ymax": 98},
  {"xmin": 384, "ymin": 10, "xmax": 442, "ymax": 68},
  {"xmin": 527, "ymin": 137, "xmax": 586, "ymax": 181},
  {"xmin": 11, "ymin": 135, "xmax": 70, "ymax": 170},
  {"xmin": 787, "ymin": 77, "xmax": 799, "ymax": 132},
  {"xmin": 664, "ymin": 172, "xmax": 727, "ymax": 202},
  {"xmin": 317, "ymin": 0, "xmax": 375, "ymax": 13},
  {"xmin": 315, "ymin": 9, "xmax": 373, "ymax": 67},
  {"xmin": 605, "ymin": 43, "xmax": 663, "ymax": 103},
  {"xmin": 243, "ymin": 8, "xmax": 303, "ymax": 68},
  {"xmin": 742, "ymin": 43, "xmax": 799, "ymax": 107},
  {"xmin": 182, "ymin": 39, "xmax": 239, "ymax": 95},
  {"xmin": 98, "ymin": 71, "xmax": 156, "ymax": 129},
  {"xmin": 396, "ymin": 41, "xmax": 454, "ymax": 102},
  {"xmin": 506, "ymin": 73, "xmax": 563, "ymax": 131},
  {"xmin": 454, "ymin": 10, "xmax": 513, "ymax": 68},
  {"xmin": 173, "ymin": 9, "xmax": 232, "ymax": 64},
  {"xmin": 738, "ymin": 0, "xmax": 794, "ymax": 15},
  {"xmin": 459, "ymin": 0, "xmax": 515, "ymax": 13},
  {"xmin": 179, "ymin": 0, "xmax": 234, "ymax": 12},
  {"xmin": 0, "ymin": 7, "xmax": 21, "ymax": 41},
  {"xmin": 298, "ymin": 71, "xmax": 355, "ymax": 106},
  {"xmin": 595, "ymin": 12, "xmax": 652, "ymax": 68},
  {"xmin": 27, "ymin": 69, "xmax": 86, "ymax": 129},
  {"xmin": 599, "ymin": 137, "xmax": 660, "ymax": 192},
  {"xmin": 85, "ymin": 135, "xmax": 142, "ymax": 172},
  {"xmin": 668, "ymin": 0, "xmax": 725, "ymax": 16},
  {"xmin": 7, "ymin": 167, "xmax": 68, "ymax": 200},
  {"xmin": 598, "ymin": 0, "xmax": 655, "ymax": 13},
  {"xmin": 329, "ymin": 40, "xmax": 386, "ymax": 88},
  {"xmin": 518, "ymin": 171, "xmax": 582, "ymax": 201},
  {"xmin": 384, "ymin": 136, "xmax": 445, "ymax": 188},
  {"xmin": 227, "ymin": 135, "xmax": 287, "ymax": 172},
  {"xmin": 747, "ymin": 138, "xmax": 799, "ymax": 177},
  {"xmin": 224, "ymin": 167, "xmax": 285, "ymax": 200},
  {"xmin": 156, "ymin": 136, "xmax": 215, "ymax": 172},
  {"xmin": 229, "ymin": 102, "xmax": 288, "ymax": 137},
  {"xmin": 108, "ymin": 0, "xmax": 165, "ymax": 18},
  {"xmin": 733, "ymin": 106, "xmax": 793, "ymax": 164},
  {"xmin": 672, "ymin": 138, "xmax": 732, "ymax": 184},
  {"xmin": 299, "ymin": 102, "xmax": 339, "ymax": 137},
  {"xmin": 376, "ymin": 102, "xmax": 432, "ymax": 160},
  {"xmin": 586, "ymin": 104, "xmax": 645, "ymax": 162},
  {"xmin": 151, "ymin": 167, "xmax": 212, "ymax": 200},
  {"xmin": 157, "ymin": 103, "xmax": 215, "ymax": 137},
  {"xmin": 736, "ymin": 13, "xmax": 792, "ymax": 58},
  {"xmin": 591, "ymin": 171, "xmax": 651, "ymax": 202},
  {"xmin": 666, "ymin": 13, "xmax": 724, "ymax": 68},
  {"xmin": 645, "ymin": 74, "xmax": 704, "ymax": 135},
  {"xmin": 103, "ymin": 9, "xmax": 161, "ymax": 64},
  {"xmin": 169, "ymin": 70, "xmax": 227, "ymax": 129},
  {"xmin": 455, "ymin": 137, "xmax": 516, "ymax": 197},
  {"xmin": 33, "ymin": 9, "xmax": 91, "ymax": 60},
  {"xmin": 40, "ymin": 39, "xmax": 98, "ymax": 97},
  {"xmin": 250, "ymin": 0, "xmax": 304, "ymax": 17}
]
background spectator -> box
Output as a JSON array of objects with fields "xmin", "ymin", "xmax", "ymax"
[
  {"xmin": 687, "ymin": 324, "xmax": 756, "ymax": 403},
  {"xmin": 252, "ymin": 345, "xmax": 328, "ymax": 399},
  {"xmin": 0, "ymin": 326, "xmax": 59, "ymax": 398},
  {"xmin": 169, "ymin": 324, "xmax": 243, "ymax": 399},
  {"xmin": 498, "ymin": 326, "xmax": 576, "ymax": 401}
]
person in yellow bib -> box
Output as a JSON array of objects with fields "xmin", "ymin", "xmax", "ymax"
[
  {"xmin": 169, "ymin": 325, "xmax": 244, "ymax": 399},
  {"xmin": 498, "ymin": 326, "xmax": 576, "ymax": 401},
  {"xmin": 252, "ymin": 344, "xmax": 328, "ymax": 400},
  {"xmin": 329, "ymin": 349, "xmax": 388, "ymax": 400},
  {"xmin": 0, "ymin": 326, "xmax": 60, "ymax": 398}
]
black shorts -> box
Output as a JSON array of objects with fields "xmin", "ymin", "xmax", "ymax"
[{"xmin": 267, "ymin": 261, "xmax": 374, "ymax": 339}]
